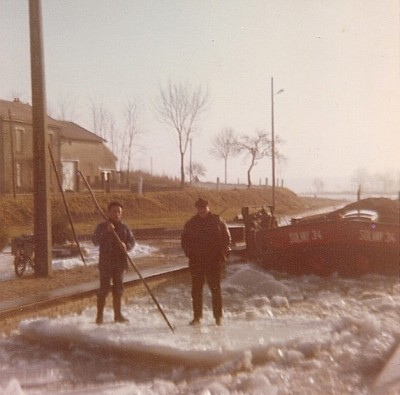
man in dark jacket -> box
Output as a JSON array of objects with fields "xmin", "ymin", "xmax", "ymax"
[
  {"xmin": 181, "ymin": 198, "xmax": 231, "ymax": 326},
  {"xmin": 92, "ymin": 201, "xmax": 135, "ymax": 324}
]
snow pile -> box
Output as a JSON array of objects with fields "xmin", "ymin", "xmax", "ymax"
[
  {"xmin": 2, "ymin": 264, "xmax": 400, "ymax": 394},
  {"xmin": 0, "ymin": 242, "xmax": 156, "ymax": 280}
]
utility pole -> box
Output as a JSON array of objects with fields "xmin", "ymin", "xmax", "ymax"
[
  {"xmin": 8, "ymin": 110, "xmax": 17, "ymax": 198},
  {"xmin": 29, "ymin": 0, "xmax": 52, "ymax": 276},
  {"xmin": 271, "ymin": 77, "xmax": 276, "ymax": 216},
  {"xmin": 270, "ymin": 77, "xmax": 284, "ymax": 217}
]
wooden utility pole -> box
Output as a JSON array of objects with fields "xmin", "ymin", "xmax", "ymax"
[
  {"xmin": 8, "ymin": 110, "xmax": 17, "ymax": 198},
  {"xmin": 29, "ymin": 0, "xmax": 52, "ymax": 276}
]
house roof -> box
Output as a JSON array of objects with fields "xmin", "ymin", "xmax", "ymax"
[
  {"xmin": 0, "ymin": 98, "xmax": 60, "ymax": 127},
  {"xmin": 0, "ymin": 98, "xmax": 106, "ymax": 143},
  {"xmin": 57, "ymin": 120, "xmax": 106, "ymax": 143},
  {"xmin": 57, "ymin": 121, "xmax": 117, "ymax": 162}
]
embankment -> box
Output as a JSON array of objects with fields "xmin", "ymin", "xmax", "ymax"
[{"xmin": 0, "ymin": 186, "xmax": 342, "ymax": 233}]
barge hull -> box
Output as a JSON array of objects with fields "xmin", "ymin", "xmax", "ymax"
[{"xmin": 256, "ymin": 220, "xmax": 399, "ymax": 277}]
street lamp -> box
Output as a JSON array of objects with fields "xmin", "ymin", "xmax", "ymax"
[{"xmin": 271, "ymin": 77, "xmax": 284, "ymax": 217}]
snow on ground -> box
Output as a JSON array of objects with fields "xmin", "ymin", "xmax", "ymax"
[
  {"xmin": 1, "ymin": 262, "xmax": 400, "ymax": 394},
  {"xmin": 18, "ymin": 308, "xmax": 332, "ymax": 369},
  {"xmin": 0, "ymin": 242, "xmax": 156, "ymax": 281}
]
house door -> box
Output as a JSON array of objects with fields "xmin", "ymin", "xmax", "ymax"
[{"xmin": 62, "ymin": 161, "xmax": 77, "ymax": 191}]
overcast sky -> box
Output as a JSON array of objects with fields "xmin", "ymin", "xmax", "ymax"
[{"xmin": 1, "ymin": 0, "xmax": 399, "ymax": 193}]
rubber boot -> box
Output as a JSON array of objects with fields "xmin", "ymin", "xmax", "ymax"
[
  {"xmin": 189, "ymin": 318, "xmax": 201, "ymax": 326},
  {"xmin": 96, "ymin": 296, "xmax": 105, "ymax": 324},
  {"xmin": 191, "ymin": 285, "xmax": 203, "ymax": 325},
  {"xmin": 211, "ymin": 291, "xmax": 223, "ymax": 325},
  {"xmin": 113, "ymin": 295, "xmax": 129, "ymax": 323}
]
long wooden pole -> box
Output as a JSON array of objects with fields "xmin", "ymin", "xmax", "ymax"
[
  {"xmin": 48, "ymin": 145, "xmax": 86, "ymax": 266},
  {"xmin": 78, "ymin": 170, "xmax": 174, "ymax": 333}
]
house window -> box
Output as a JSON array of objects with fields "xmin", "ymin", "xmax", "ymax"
[
  {"xmin": 15, "ymin": 128, "xmax": 24, "ymax": 153},
  {"xmin": 16, "ymin": 163, "xmax": 22, "ymax": 188}
]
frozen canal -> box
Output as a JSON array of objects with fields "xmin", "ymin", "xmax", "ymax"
[{"xmin": 1, "ymin": 254, "xmax": 400, "ymax": 394}]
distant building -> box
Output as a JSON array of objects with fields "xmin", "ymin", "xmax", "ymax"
[
  {"xmin": 0, "ymin": 98, "xmax": 117, "ymax": 194},
  {"xmin": 57, "ymin": 120, "xmax": 117, "ymax": 192}
]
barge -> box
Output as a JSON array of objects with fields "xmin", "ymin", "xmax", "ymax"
[{"xmin": 243, "ymin": 197, "xmax": 400, "ymax": 277}]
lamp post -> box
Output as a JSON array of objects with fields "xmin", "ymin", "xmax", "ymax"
[{"xmin": 270, "ymin": 77, "xmax": 284, "ymax": 216}]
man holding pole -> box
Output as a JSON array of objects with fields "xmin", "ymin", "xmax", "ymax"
[{"xmin": 93, "ymin": 201, "xmax": 135, "ymax": 324}]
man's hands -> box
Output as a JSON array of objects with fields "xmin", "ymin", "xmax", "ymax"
[
  {"xmin": 107, "ymin": 221, "xmax": 127, "ymax": 251},
  {"xmin": 106, "ymin": 221, "xmax": 115, "ymax": 232}
]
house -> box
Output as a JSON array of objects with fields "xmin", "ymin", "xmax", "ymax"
[
  {"xmin": 0, "ymin": 98, "xmax": 61, "ymax": 194},
  {"xmin": 0, "ymin": 98, "xmax": 117, "ymax": 194},
  {"xmin": 58, "ymin": 120, "xmax": 117, "ymax": 191}
]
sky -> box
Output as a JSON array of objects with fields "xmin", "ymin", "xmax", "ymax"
[
  {"xmin": 0, "ymin": 0, "xmax": 399, "ymax": 193},
  {"xmin": 2, "ymin": 243, "xmax": 400, "ymax": 393}
]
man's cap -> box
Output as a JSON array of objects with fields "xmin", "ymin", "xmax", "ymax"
[{"xmin": 195, "ymin": 198, "xmax": 209, "ymax": 208}]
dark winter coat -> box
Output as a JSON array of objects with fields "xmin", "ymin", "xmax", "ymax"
[
  {"xmin": 181, "ymin": 212, "xmax": 231, "ymax": 264},
  {"xmin": 92, "ymin": 220, "xmax": 135, "ymax": 270}
]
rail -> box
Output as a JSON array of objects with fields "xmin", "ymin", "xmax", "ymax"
[{"xmin": 0, "ymin": 264, "xmax": 188, "ymax": 334}]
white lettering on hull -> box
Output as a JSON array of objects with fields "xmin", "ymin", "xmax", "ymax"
[
  {"xmin": 289, "ymin": 229, "xmax": 322, "ymax": 244},
  {"xmin": 359, "ymin": 229, "xmax": 396, "ymax": 243}
]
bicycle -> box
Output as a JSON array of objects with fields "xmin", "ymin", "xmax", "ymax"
[{"xmin": 11, "ymin": 235, "xmax": 36, "ymax": 277}]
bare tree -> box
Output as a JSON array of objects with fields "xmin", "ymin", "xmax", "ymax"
[
  {"xmin": 186, "ymin": 161, "xmax": 206, "ymax": 182},
  {"xmin": 210, "ymin": 127, "xmax": 237, "ymax": 184},
  {"xmin": 120, "ymin": 100, "xmax": 143, "ymax": 187},
  {"xmin": 155, "ymin": 81, "xmax": 208, "ymax": 187},
  {"xmin": 55, "ymin": 92, "xmax": 79, "ymax": 121},
  {"xmin": 372, "ymin": 171, "xmax": 394, "ymax": 193},
  {"xmin": 46, "ymin": 92, "xmax": 79, "ymax": 122},
  {"xmin": 351, "ymin": 168, "xmax": 370, "ymax": 192},
  {"xmin": 313, "ymin": 178, "xmax": 324, "ymax": 195},
  {"xmin": 106, "ymin": 114, "xmax": 118, "ymax": 159},
  {"xmin": 88, "ymin": 99, "xmax": 124, "ymax": 173},
  {"xmin": 90, "ymin": 99, "xmax": 112, "ymax": 140},
  {"xmin": 234, "ymin": 130, "xmax": 272, "ymax": 188}
]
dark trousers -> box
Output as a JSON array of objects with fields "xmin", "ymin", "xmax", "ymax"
[
  {"xmin": 189, "ymin": 257, "xmax": 222, "ymax": 320},
  {"xmin": 98, "ymin": 263, "xmax": 124, "ymax": 298}
]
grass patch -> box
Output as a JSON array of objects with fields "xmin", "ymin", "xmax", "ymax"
[{"xmin": 1, "ymin": 186, "xmax": 343, "ymax": 241}]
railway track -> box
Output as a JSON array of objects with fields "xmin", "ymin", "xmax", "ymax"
[
  {"xmin": 0, "ymin": 231, "xmax": 190, "ymax": 334},
  {"xmin": 0, "ymin": 263, "xmax": 189, "ymax": 334},
  {"xmin": 0, "ymin": 226, "xmax": 245, "ymax": 334}
]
